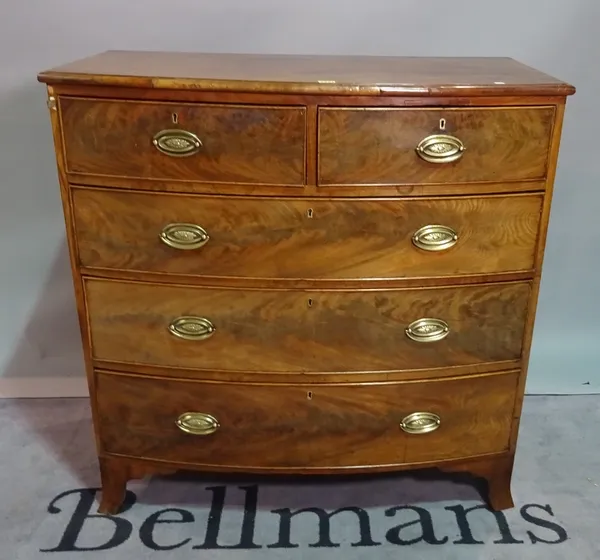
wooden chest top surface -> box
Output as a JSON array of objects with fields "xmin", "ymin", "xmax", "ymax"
[{"xmin": 38, "ymin": 50, "xmax": 575, "ymax": 96}]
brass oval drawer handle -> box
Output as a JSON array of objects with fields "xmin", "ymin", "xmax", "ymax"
[
  {"xmin": 153, "ymin": 129, "xmax": 202, "ymax": 157},
  {"xmin": 416, "ymin": 133, "xmax": 465, "ymax": 164},
  {"xmin": 400, "ymin": 412, "xmax": 441, "ymax": 435},
  {"xmin": 160, "ymin": 223, "xmax": 210, "ymax": 250},
  {"xmin": 168, "ymin": 316, "xmax": 216, "ymax": 341},
  {"xmin": 176, "ymin": 412, "xmax": 220, "ymax": 435},
  {"xmin": 412, "ymin": 224, "xmax": 458, "ymax": 252},
  {"xmin": 405, "ymin": 318, "xmax": 449, "ymax": 343}
]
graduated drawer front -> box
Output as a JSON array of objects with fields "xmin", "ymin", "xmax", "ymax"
[
  {"xmin": 318, "ymin": 107, "xmax": 555, "ymax": 185},
  {"xmin": 85, "ymin": 279, "xmax": 530, "ymax": 373},
  {"xmin": 59, "ymin": 98, "xmax": 306, "ymax": 186},
  {"xmin": 73, "ymin": 187, "xmax": 542, "ymax": 280},
  {"xmin": 96, "ymin": 370, "xmax": 517, "ymax": 467}
]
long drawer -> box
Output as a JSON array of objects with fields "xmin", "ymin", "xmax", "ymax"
[
  {"xmin": 318, "ymin": 106, "xmax": 555, "ymax": 185},
  {"xmin": 96, "ymin": 370, "xmax": 517, "ymax": 468},
  {"xmin": 73, "ymin": 187, "xmax": 542, "ymax": 280},
  {"xmin": 85, "ymin": 279, "xmax": 530, "ymax": 373},
  {"xmin": 60, "ymin": 98, "xmax": 306, "ymax": 186}
]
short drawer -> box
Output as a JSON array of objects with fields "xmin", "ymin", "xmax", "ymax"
[
  {"xmin": 96, "ymin": 370, "xmax": 517, "ymax": 468},
  {"xmin": 60, "ymin": 98, "xmax": 306, "ymax": 185},
  {"xmin": 73, "ymin": 187, "xmax": 542, "ymax": 280},
  {"xmin": 85, "ymin": 279, "xmax": 530, "ymax": 373},
  {"xmin": 318, "ymin": 106, "xmax": 554, "ymax": 185}
]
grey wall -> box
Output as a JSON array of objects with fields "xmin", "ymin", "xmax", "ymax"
[{"xmin": 1, "ymin": 0, "xmax": 598, "ymax": 396}]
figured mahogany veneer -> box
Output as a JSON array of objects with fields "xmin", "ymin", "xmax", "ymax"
[
  {"xmin": 85, "ymin": 279, "xmax": 530, "ymax": 373},
  {"xmin": 319, "ymin": 107, "xmax": 555, "ymax": 186},
  {"xmin": 60, "ymin": 98, "xmax": 306, "ymax": 186},
  {"xmin": 38, "ymin": 51, "xmax": 575, "ymax": 515},
  {"xmin": 73, "ymin": 187, "xmax": 543, "ymax": 281},
  {"xmin": 96, "ymin": 370, "xmax": 518, "ymax": 468}
]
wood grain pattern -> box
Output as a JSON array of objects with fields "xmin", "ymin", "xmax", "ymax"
[
  {"xmin": 38, "ymin": 51, "xmax": 575, "ymax": 514},
  {"xmin": 91, "ymin": 358, "xmax": 521, "ymax": 384},
  {"xmin": 96, "ymin": 370, "xmax": 517, "ymax": 468},
  {"xmin": 98, "ymin": 456, "xmax": 129, "ymax": 514},
  {"xmin": 438, "ymin": 453, "xmax": 515, "ymax": 511},
  {"xmin": 509, "ymin": 102, "xmax": 568, "ymax": 453},
  {"xmin": 50, "ymin": 83, "xmax": 571, "ymax": 107},
  {"xmin": 60, "ymin": 98, "xmax": 306, "ymax": 185},
  {"xmin": 98, "ymin": 455, "xmax": 176, "ymax": 514},
  {"xmin": 95, "ymin": 451, "xmax": 516, "ymax": 514},
  {"xmin": 38, "ymin": 51, "xmax": 576, "ymax": 97},
  {"xmin": 44, "ymin": 86, "xmax": 103, "ymax": 454},
  {"xmin": 85, "ymin": 279, "xmax": 530, "ymax": 373},
  {"xmin": 73, "ymin": 188, "xmax": 542, "ymax": 281},
  {"xmin": 80, "ymin": 266, "xmax": 534, "ymax": 291},
  {"xmin": 319, "ymin": 107, "xmax": 554, "ymax": 185},
  {"xmin": 68, "ymin": 175, "xmax": 547, "ymax": 198}
]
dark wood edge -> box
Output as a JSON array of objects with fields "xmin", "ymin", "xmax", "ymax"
[
  {"xmin": 82, "ymin": 274, "xmax": 533, "ymax": 292},
  {"xmin": 318, "ymin": 104, "xmax": 558, "ymax": 112},
  {"xmin": 305, "ymin": 105, "xmax": 318, "ymax": 189},
  {"xmin": 317, "ymin": 179, "xmax": 547, "ymax": 189},
  {"xmin": 99, "ymin": 449, "xmax": 511, "ymax": 474},
  {"xmin": 92, "ymin": 363, "xmax": 521, "ymax": 383},
  {"xmin": 70, "ymin": 183, "xmax": 547, "ymax": 202},
  {"xmin": 80, "ymin": 267, "xmax": 534, "ymax": 290},
  {"xmin": 37, "ymin": 72, "xmax": 576, "ymax": 98},
  {"xmin": 67, "ymin": 174, "xmax": 547, "ymax": 196},
  {"xmin": 96, "ymin": 367, "xmax": 520, "ymax": 386},
  {"xmin": 47, "ymin": 84, "xmax": 571, "ymax": 106}
]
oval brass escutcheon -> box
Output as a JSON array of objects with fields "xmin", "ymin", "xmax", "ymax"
[
  {"xmin": 400, "ymin": 412, "xmax": 441, "ymax": 435},
  {"xmin": 160, "ymin": 223, "xmax": 210, "ymax": 250},
  {"xmin": 153, "ymin": 129, "xmax": 202, "ymax": 157},
  {"xmin": 412, "ymin": 224, "xmax": 458, "ymax": 252},
  {"xmin": 416, "ymin": 133, "xmax": 465, "ymax": 164},
  {"xmin": 176, "ymin": 412, "xmax": 220, "ymax": 435},
  {"xmin": 168, "ymin": 316, "xmax": 216, "ymax": 341},
  {"xmin": 405, "ymin": 318, "xmax": 450, "ymax": 343}
]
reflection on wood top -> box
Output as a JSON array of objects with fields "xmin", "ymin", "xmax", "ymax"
[{"xmin": 37, "ymin": 50, "xmax": 576, "ymax": 96}]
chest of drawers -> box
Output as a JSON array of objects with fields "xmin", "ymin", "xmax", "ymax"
[{"xmin": 38, "ymin": 51, "xmax": 575, "ymax": 514}]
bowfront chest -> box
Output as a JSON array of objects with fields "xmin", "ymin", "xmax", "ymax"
[{"xmin": 38, "ymin": 51, "xmax": 575, "ymax": 514}]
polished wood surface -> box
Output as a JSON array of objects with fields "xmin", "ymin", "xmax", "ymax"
[
  {"xmin": 60, "ymin": 98, "xmax": 306, "ymax": 185},
  {"xmin": 98, "ymin": 455, "xmax": 177, "ymax": 514},
  {"xmin": 69, "ymin": 174, "xmax": 548, "ymax": 198},
  {"xmin": 319, "ymin": 107, "xmax": 554, "ymax": 185},
  {"xmin": 45, "ymin": 86, "xmax": 104, "ymax": 454},
  {"xmin": 96, "ymin": 370, "xmax": 517, "ymax": 468},
  {"xmin": 39, "ymin": 51, "xmax": 574, "ymax": 514},
  {"xmin": 508, "ymin": 103, "xmax": 568, "ymax": 455},
  {"xmin": 73, "ymin": 187, "xmax": 542, "ymax": 280},
  {"xmin": 85, "ymin": 279, "xmax": 530, "ymax": 373},
  {"xmin": 97, "ymin": 452, "xmax": 515, "ymax": 514},
  {"xmin": 38, "ymin": 51, "xmax": 576, "ymax": 97},
  {"xmin": 439, "ymin": 454, "xmax": 516, "ymax": 511},
  {"xmin": 91, "ymin": 358, "xmax": 522, "ymax": 385}
]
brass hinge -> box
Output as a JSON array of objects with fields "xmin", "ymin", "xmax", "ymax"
[{"xmin": 47, "ymin": 96, "xmax": 57, "ymax": 111}]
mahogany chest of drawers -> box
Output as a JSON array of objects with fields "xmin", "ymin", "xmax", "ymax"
[{"xmin": 38, "ymin": 51, "xmax": 575, "ymax": 514}]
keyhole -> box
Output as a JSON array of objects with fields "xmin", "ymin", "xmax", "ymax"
[
  {"xmin": 172, "ymin": 112, "xmax": 179, "ymax": 124},
  {"xmin": 307, "ymin": 391, "xmax": 313, "ymax": 400},
  {"xmin": 439, "ymin": 118, "xmax": 446, "ymax": 130},
  {"xmin": 307, "ymin": 208, "xmax": 314, "ymax": 218},
  {"xmin": 307, "ymin": 298, "xmax": 313, "ymax": 308}
]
